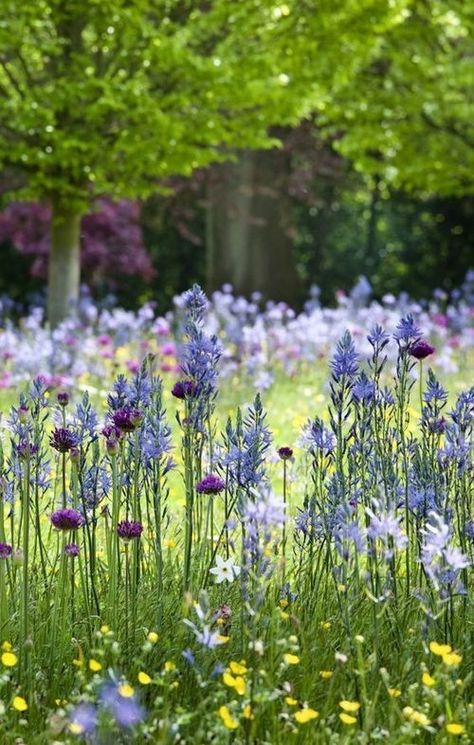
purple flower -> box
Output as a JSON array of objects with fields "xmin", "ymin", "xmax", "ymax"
[
  {"xmin": 57, "ymin": 391, "xmax": 70, "ymax": 407},
  {"xmin": 51, "ymin": 508, "xmax": 83, "ymax": 531},
  {"xmin": 409, "ymin": 339, "xmax": 435, "ymax": 360},
  {"xmin": 50, "ymin": 427, "xmax": 80, "ymax": 453},
  {"xmin": 393, "ymin": 314, "xmax": 421, "ymax": 343},
  {"xmin": 69, "ymin": 703, "xmax": 97, "ymax": 736},
  {"xmin": 64, "ymin": 543, "xmax": 80, "ymax": 557},
  {"xmin": 117, "ymin": 521, "xmax": 143, "ymax": 541},
  {"xmin": 171, "ymin": 380, "xmax": 196, "ymax": 400},
  {"xmin": 278, "ymin": 446, "xmax": 293, "ymax": 460},
  {"xmin": 99, "ymin": 683, "xmax": 145, "ymax": 728},
  {"xmin": 196, "ymin": 474, "xmax": 225, "ymax": 495},
  {"xmin": 0, "ymin": 543, "xmax": 13, "ymax": 559},
  {"xmin": 16, "ymin": 440, "xmax": 39, "ymax": 460},
  {"xmin": 113, "ymin": 407, "xmax": 143, "ymax": 433},
  {"xmin": 330, "ymin": 331, "xmax": 359, "ymax": 381}
]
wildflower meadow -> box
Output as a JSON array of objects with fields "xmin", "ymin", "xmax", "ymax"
[{"xmin": 0, "ymin": 282, "xmax": 471, "ymax": 744}]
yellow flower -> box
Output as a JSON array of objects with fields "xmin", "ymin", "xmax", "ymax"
[
  {"xmin": 294, "ymin": 708, "xmax": 319, "ymax": 724},
  {"xmin": 12, "ymin": 696, "xmax": 28, "ymax": 712},
  {"xmin": 229, "ymin": 660, "xmax": 247, "ymax": 676},
  {"xmin": 279, "ymin": 599, "xmax": 289, "ymax": 609},
  {"xmin": 164, "ymin": 538, "xmax": 176, "ymax": 549},
  {"xmin": 100, "ymin": 625, "xmax": 110, "ymax": 634},
  {"xmin": 442, "ymin": 652, "xmax": 462, "ymax": 667},
  {"xmin": 223, "ymin": 671, "xmax": 246, "ymax": 695},
  {"xmin": 69, "ymin": 722, "xmax": 84, "ymax": 735},
  {"xmin": 138, "ymin": 671, "xmax": 152, "ymax": 685},
  {"xmin": 72, "ymin": 658, "xmax": 83, "ymax": 667},
  {"xmin": 147, "ymin": 631, "xmax": 159, "ymax": 644},
  {"xmin": 320, "ymin": 621, "xmax": 331, "ymax": 630},
  {"xmin": 284, "ymin": 653, "xmax": 300, "ymax": 665},
  {"xmin": 280, "ymin": 611, "xmax": 290, "ymax": 620},
  {"xmin": 88, "ymin": 659, "xmax": 102, "ymax": 672},
  {"xmin": 218, "ymin": 705, "xmax": 238, "ymax": 730},
  {"xmin": 319, "ymin": 670, "xmax": 333, "ymax": 679},
  {"xmin": 339, "ymin": 700, "xmax": 361, "ymax": 713},
  {"xmin": 422, "ymin": 672, "xmax": 436, "ymax": 687},
  {"xmin": 388, "ymin": 688, "xmax": 401, "ymax": 698},
  {"xmin": 285, "ymin": 696, "xmax": 298, "ymax": 706},
  {"xmin": 446, "ymin": 723, "xmax": 465, "ymax": 735},
  {"xmin": 243, "ymin": 704, "xmax": 254, "ymax": 720},
  {"xmin": 1, "ymin": 652, "xmax": 18, "ymax": 667},
  {"xmin": 1, "ymin": 641, "xmax": 12, "ymax": 651},
  {"xmin": 429, "ymin": 641, "xmax": 451, "ymax": 656},
  {"xmin": 118, "ymin": 683, "xmax": 134, "ymax": 698},
  {"xmin": 403, "ymin": 707, "xmax": 430, "ymax": 726},
  {"xmin": 339, "ymin": 713, "xmax": 357, "ymax": 725},
  {"xmin": 217, "ymin": 634, "xmax": 229, "ymax": 644},
  {"xmin": 164, "ymin": 660, "xmax": 176, "ymax": 672}
]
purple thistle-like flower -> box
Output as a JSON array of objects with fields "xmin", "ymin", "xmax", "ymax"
[
  {"xmin": 112, "ymin": 407, "xmax": 143, "ymax": 433},
  {"xmin": 16, "ymin": 440, "xmax": 39, "ymax": 460},
  {"xmin": 117, "ymin": 521, "xmax": 143, "ymax": 541},
  {"xmin": 57, "ymin": 391, "xmax": 70, "ymax": 407},
  {"xmin": 51, "ymin": 508, "xmax": 83, "ymax": 531},
  {"xmin": 64, "ymin": 543, "xmax": 80, "ymax": 557},
  {"xmin": 278, "ymin": 446, "xmax": 294, "ymax": 460},
  {"xmin": 171, "ymin": 380, "xmax": 197, "ymax": 400},
  {"xmin": 410, "ymin": 339, "xmax": 435, "ymax": 360},
  {"xmin": 50, "ymin": 427, "xmax": 80, "ymax": 453},
  {"xmin": 0, "ymin": 543, "xmax": 13, "ymax": 559},
  {"xmin": 196, "ymin": 474, "xmax": 225, "ymax": 495}
]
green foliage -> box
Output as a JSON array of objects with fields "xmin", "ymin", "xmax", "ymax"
[
  {"xmin": 0, "ymin": 1, "xmax": 411, "ymax": 208},
  {"xmin": 320, "ymin": 0, "xmax": 474, "ymax": 196}
]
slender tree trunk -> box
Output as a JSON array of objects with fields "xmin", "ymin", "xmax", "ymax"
[
  {"xmin": 47, "ymin": 201, "xmax": 82, "ymax": 327},
  {"xmin": 206, "ymin": 147, "xmax": 302, "ymax": 306}
]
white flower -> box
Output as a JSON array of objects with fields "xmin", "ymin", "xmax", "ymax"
[{"xmin": 209, "ymin": 556, "xmax": 241, "ymax": 584}]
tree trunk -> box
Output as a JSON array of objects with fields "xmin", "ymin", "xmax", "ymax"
[
  {"xmin": 47, "ymin": 202, "xmax": 82, "ymax": 327},
  {"xmin": 206, "ymin": 147, "xmax": 302, "ymax": 306}
]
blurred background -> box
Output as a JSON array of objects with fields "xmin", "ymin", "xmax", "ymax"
[{"xmin": 0, "ymin": 1, "xmax": 473, "ymax": 315}]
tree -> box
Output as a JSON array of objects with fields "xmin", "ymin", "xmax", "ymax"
[
  {"xmin": 0, "ymin": 0, "xmax": 410, "ymax": 323},
  {"xmin": 319, "ymin": 0, "xmax": 474, "ymax": 196}
]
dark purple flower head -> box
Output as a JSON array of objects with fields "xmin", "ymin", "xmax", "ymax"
[
  {"xmin": 117, "ymin": 520, "xmax": 143, "ymax": 541},
  {"xmin": 0, "ymin": 543, "xmax": 13, "ymax": 559},
  {"xmin": 50, "ymin": 428, "xmax": 80, "ymax": 453},
  {"xmin": 278, "ymin": 446, "xmax": 294, "ymax": 461},
  {"xmin": 113, "ymin": 407, "xmax": 143, "ymax": 433},
  {"xmin": 57, "ymin": 391, "xmax": 70, "ymax": 407},
  {"xmin": 16, "ymin": 440, "xmax": 39, "ymax": 460},
  {"xmin": 171, "ymin": 380, "xmax": 196, "ymax": 400},
  {"xmin": 409, "ymin": 339, "xmax": 435, "ymax": 360},
  {"xmin": 64, "ymin": 543, "xmax": 80, "ymax": 557},
  {"xmin": 196, "ymin": 473, "xmax": 225, "ymax": 495},
  {"xmin": 51, "ymin": 508, "xmax": 83, "ymax": 531},
  {"xmin": 18, "ymin": 404, "xmax": 29, "ymax": 423}
]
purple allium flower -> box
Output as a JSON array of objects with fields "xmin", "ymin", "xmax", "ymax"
[
  {"xmin": 171, "ymin": 380, "xmax": 196, "ymax": 399},
  {"xmin": 57, "ymin": 391, "xmax": 70, "ymax": 407},
  {"xmin": 113, "ymin": 406, "xmax": 142, "ymax": 433},
  {"xmin": 196, "ymin": 474, "xmax": 225, "ymax": 495},
  {"xmin": 409, "ymin": 339, "xmax": 435, "ymax": 360},
  {"xmin": 51, "ymin": 508, "xmax": 83, "ymax": 531},
  {"xmin": 16, "ymin": 440, "xmax": 39, "ymax": 460},
  {"xmin": 117, "ymin": 520, "xmax": 143, "ymax": 541},
  {"xmin": 0, "ymin": 543, "xmax": 13, "ymax": 559},
  {"xmin": 50, "ymin": 427, "xmax": 80, "ymax": 453},
  {"xmin": 69, "ymin": 703, "xmax": 97, "ymax": 736},
  {"xmin": 64, "ymin": 543, "xmax": 80, "ymax": 557},
  {"xmin": 278, "ymin": 446, "xmax": 294, "ymax": 460}
]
